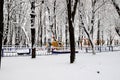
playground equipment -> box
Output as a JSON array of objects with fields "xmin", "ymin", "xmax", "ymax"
[
  {"xmin": 51, "ymin": 40, "xmax": 64, "ymax": 50},
  {"xmin": 50, "ymin": 39, "xmax": 78, "ymax": 54}
]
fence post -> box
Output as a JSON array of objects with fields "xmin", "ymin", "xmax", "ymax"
[
  {"xmin": 29, "ymin": 48, "xmax": 31, "ymax": 55},
  {"xmin": 86, "ymin": 47, "xmax": 88, "ymax": 53},
  {"xmin": 1, "ymin": 49, "xmax": 4, "ymax": 57},
  {"xmin": 111, "ymin": 46, "xmax": 113, "ymax": 51},
  {"xmin": 109, "ymin": 46, "xmax": 110, "ymax": 51},
  {"xmin": 47, "ymin": 39, "xmax": 51, "ymax": 53},
  {"xmin": 100, "ymin": 46, "xmax": 101, "ymax": 52}
]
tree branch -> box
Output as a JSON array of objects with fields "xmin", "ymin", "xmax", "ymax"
[
  {"xmin": 9, "ymin": 1, "xmax": 26, "ymax": 13},
  {"xmin": 111, "ymin": 0, "xmax": 120, "ymax": 16},
  {"xmin": 72, "ymin": 0, "xmax": 78, "ymax": 22},
  {"xmin": 94, "ymin": 0, "xmax": 107, "ymax": 13}
]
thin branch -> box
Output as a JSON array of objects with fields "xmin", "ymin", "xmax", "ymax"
[
  {"xmin": 9, "ymin": 1, "xmax": 26, "ymax": 13},
  {"xmin": 94, "ymin": 0, "xmax": 107, "ymax": 13},
  {"xmin": 111, "ymin": 0, "xmax": 120, "ymax": 16}
]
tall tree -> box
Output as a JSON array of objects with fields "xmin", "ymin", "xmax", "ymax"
[
  {"xmin": 111, "ymin": 0, "xmax": 120, "ymax": 36},
  {"xmin": 53, "ymin": 0, "xmax": 57, "ymax": 39},
  {"xmin": 0, "ymin": 0, "xmax": 4, "ymax": 68},
  {"xmin": 31, "ymin": 0, "xmax": 36, "ymax": 58},
  {"xmin": 66, "ymin": 0, "xmax": 78, "ymax": 63},
  {"xmin": 3, "ymin": 0, "xmax": 10, "ymax": 45},
  {"xmin": 78, "ymin": 0, "xmax": 96, "ymax": 54},
  {"xmin": 65, "ymin": 16, "xmax": 68, "ymax": 49},
  {"xmin": 78, "ymin": 0, "xmax": 106, "ymax": 54},
  {"xmin": 96, "ymin": 19, "xmax": 100, "ymax": 45},
  {"xmin": 37, "ymin": 0, "xmax": 44, "ymax": 47}
]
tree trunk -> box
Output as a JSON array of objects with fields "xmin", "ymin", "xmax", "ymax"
[
  {"xmin": 65, "ymin": 16, "xmax": 68, "ymax": 49},
  {"xmin": 66, "ymin": 0, "xmax": 78, "ymax": 63},
  {"xmin": 67, "ymin": 0, "xmax": 75, "ymax": 63},
  {"xmin": 38, "ymin": 6, "xmax": 43, "ymax": 47},
  {"xmin": 90, "ymin": 0, "xmax": 96, "ymax": 39},
  {"xmin": 79, "ymin": 9, "xmax": 96, "ymax": 54},
  {"xmin": 0, "ymin": 0, "xmax": 4, "ymax": 68},
  {"xmin": 97, "ymin": 19, "xmax": 100, "ymax": 45},
  {"xmin": 53, "ymin": 0, "xmax": 57, "ymax": 39},
  {"xmin": 4, "ymin": 2, "xmax": 10, "ymax": 45},
  {"xmin": 31, "ymin": 1, "xmax": 36, "ymax": 58},
  {"xmin": 83, "ymin": 26, "xmax": 95, "ymax": 54}
]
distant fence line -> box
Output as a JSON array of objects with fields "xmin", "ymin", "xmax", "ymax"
[
  {"xmin": 1, "ymin": 47, "xmax": 52, "ymax": 57},
  {"xmin": 78, "ymin": 45, "xmax": 120, "ymax": 53},
  {"xmin": 1, "ymin": 45, "xmax": 120, "ymax": 57}
]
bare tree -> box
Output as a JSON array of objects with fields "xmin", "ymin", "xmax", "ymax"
[
  {"xmin": 111, "ymin": 0, "xmax": 120, "ymax": 36},
  {"xmin": 66, "ymin": 0, "xmax": 78, "ymax": 63},
  {"xmin": 65, "ymin": 16, "xmax": 68, "ymax": 48},
  {"xmin": 78, "ymin": 0, "xmax": 96, "ymax": 54},
  {"xmin": 106, "ymin": 28, "xmax": 116, "ymax": 45},
  {"xmin": 53, "ymin": 0, "xmax": 57, "ymax": 39},
  {"xmin": 2, "ymin": 0, "xmax": 30, "ymax": 46},
  {"xmin": 30, "ymin": 0, "xmax": 36, "ymax": 58},
  {"xmin": 96, "ymin": 19, "xmax": 100, "ymax": 45},
  {"xmin": 78, "ymin": 0, "xmax": 107, "ymax": 54},
  {"xmin": 0, "ymin": 0, "xmax": 4, "ymax": 68},
  {"xmin": 3, "ymin": 0, "xmax": 13, "ymax": 45},
  {"xmin": 37, "ymin": 0, "xmax": 44, "ymax": 47}
]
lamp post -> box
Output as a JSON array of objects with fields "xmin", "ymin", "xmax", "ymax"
[{"xmin": 30, "ymin": 0, "xmax": 36, "ymax": 58}]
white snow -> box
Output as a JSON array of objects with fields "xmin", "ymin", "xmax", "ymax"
[{"xmin": 0, "ymin": 51, "xmax": 120, "ymax": 80}]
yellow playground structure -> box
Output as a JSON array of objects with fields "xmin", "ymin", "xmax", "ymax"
[{"xmin": 51, "ymin": 40, "xmax": 64, "ymax": 50}]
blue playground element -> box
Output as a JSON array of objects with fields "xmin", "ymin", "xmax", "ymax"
[{"xmin": 52, "ymin": 50, "xmax": 78, "ymax": 54}]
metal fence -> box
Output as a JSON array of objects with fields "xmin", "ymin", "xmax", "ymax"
[
  {"xmin": 80, "ymin": 45, "xmax": 120, "ymax": 53},
  {"xmin": 2, "ymin": 46, "xmax": 52, "ymax": 57},
  {"xmin": 1, "ymin": 45, "xmax": 120, "ymax": 57}
]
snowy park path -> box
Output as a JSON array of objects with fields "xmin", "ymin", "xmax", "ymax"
[{"xmin": 0, "ymin": 52, "xmax": 120, "ymax": 80}]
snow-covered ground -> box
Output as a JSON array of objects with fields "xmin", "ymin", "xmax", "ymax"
[{"xmin": 0, "ymin": 51, "xmax": 120, "ymax": 80}]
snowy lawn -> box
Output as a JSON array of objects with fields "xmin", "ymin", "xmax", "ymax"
[{"xmin": 0, "ymin": 51, "xmax": 120, "ymax": 80}]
